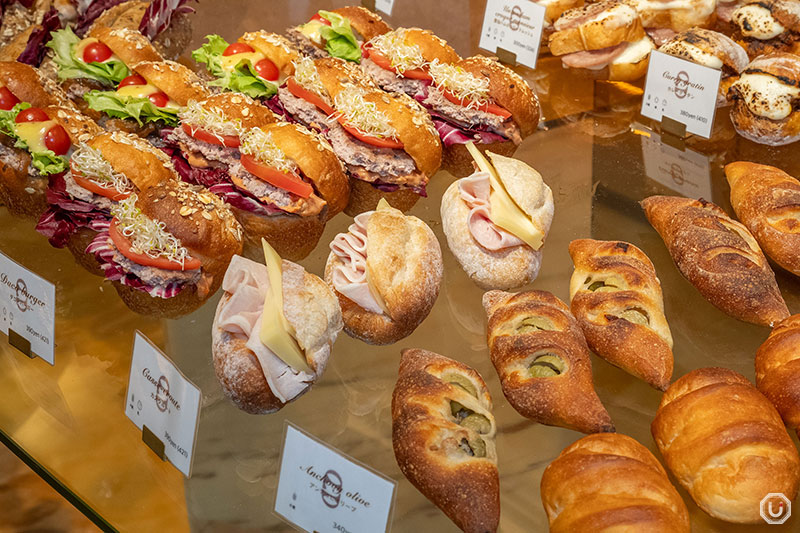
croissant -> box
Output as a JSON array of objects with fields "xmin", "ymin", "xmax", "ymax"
[
  {"xmin": 483, "ymin": 290, "xmax": 614, "ymax": 434},
  {"xmin": 726, "ymin": 161, "xmax": 800, "ymax": 276},
  {"xmin": 756, "ymin": 314, "xmax": 800, "ymax": 438},
  {"xmin": 392, "ymin": 348, "xmax": 499, "ymax": 533},
  {"xmin": 641, "ymin": 195, "xmax": 789, "ymax": 327},
  {"xmin": 568, "ymin": 239, "xmax": 674, "ymax": 390},
  {"xmin": 651, "ymin": 367, "xmax": 800, "ymax": 523},
  {"xmin": 541, "ymin": 432, "xmax": 690, "ymax": 532}
]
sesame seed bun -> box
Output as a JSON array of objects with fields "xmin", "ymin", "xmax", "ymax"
[
  {"xmin": 131, "ymin": 60, "xmax": 211, "ymax": 106},
  {"xmin": 238, "ymin": 31, "xmax": 300, "ymax": 76},
  {"xmin": 332, "ymin": 6, "xmax": 392, "ymax": 42},
  {"xmin": 0, "ymin": 61, "xmax": 73, "ymax": 108},
  {"xmin": 87, "ymin": 131, "xmax": 176, "ymax": 191},
  {"xmin": 193, "ymin": 92, "xmax": 277, "ymax": 130},
  {"xmin": 89, "ymin": 26, "xmax": 163, "ymax": 66}
]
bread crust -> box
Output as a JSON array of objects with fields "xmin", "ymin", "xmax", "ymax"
[
  {"xmin": 88, "ymin": 131, "xmax": 176, "ymax": 191},
  {"xmin": 549, "ymin": 1, "xmax": 645, "ymax": 55},
  {"xmin": 192, "ymin": 92, "xmax": 277, "ymax": 130},
  {"xmin": 641, "ymin": 195, "xmax": 789, "ymax": 326},
  {"xmin": 756, "ymin": 314, "xmax": 800, "ymax": 437},
  {"xmin": 0, "ymin": 61, "xmax": 72, "ymax": 108},
  {"xmin": 569, "ymin": 239, "xmax": 674, "ymax": 390},
  {"xmin": 608, "ymin": 53, "xmax": 651, "ymax": 81},
  {"xmin": 44, "ymin": 105, "xmax": 103, "ymax": 143},
  {"xmin": 441, "ymin": 139, "xmax": 517, "ymax": 178},
  {"xmin": 238, "ymin": 31, "xmax": 300, "ymax": 75},
  {"xmin": 541, "ymin": 433, "xmax": 690, "ymax": 532},
  {"xmin": 331, "ymin": 6, "xmax": 392, "ymax": 42},
  {"xmin": 235, "ymin": 207, "xmax": 325, "ymax": 263},
  {"xmin": 65, "ymin": 227, "xmax": 104, "ymax": 276},
  {"xmin": 88, "ymin": 0, "xmax": 147, "ymax": 34},
  {"xmin": 0, "ymin": 25, "xmax": 35, "ymax": 63},
  {"xmin": 89, "ymin": 26, "xmax": 163, "ymax": 66},
  {"xmin": 343, "ymin": 177, "xmax": 420, "ymax": 215},
  {"xmin": 131, "ymin": 60, "xmax": 211, "ymax": 106},
  {"xmin": 398, "ymin": 27, "xmax": 461, "ymax": 64},
  {"xmin": 113, "ymin": 280, "xmax": 207, "ymax": 318},
  {"xmin": 652, "ymin": 367, "xmax": 800, "ymax": 523},
  {"xmin": 483, "ymin": 290, "xmax": 614, "ymax": 433},
  {"xmin": 392, "ymin": 348, "xmax": 499, "ymax": 533},
  {"xmin": 0, "ymin": 147, "xmax": 47, "ymax": 219},
  {"xmin": 633, "ymin": 0, "xmax": 717, "ymax": 31}
]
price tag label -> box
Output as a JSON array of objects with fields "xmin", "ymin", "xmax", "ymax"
[
  {"xmin": 274, "ymin": 423, "xmax": 397, "ymax": 533},
  {"xmin": 640, "ymin": 128, "xmax": 712, "ymax": 200},
  {"xmin": 479, "ymin": 0, "xmax": 545, "ymax": 68},
  {"xmin": 0, "ymin": 251, "xmax": 55, "ymax": 364},
  {"xmin": 641, "ymin": 51, "xmax": 721, "ymax": 138},
  {"xmin": 124, "ymin": 331, "xmax": 201, "ymax": 477},
  {"xmin": 374, "ymin": 0, "xmax": 394, "ymax": 15}
]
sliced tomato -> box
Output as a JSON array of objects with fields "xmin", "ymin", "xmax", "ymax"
[
  {"xmin": 109, "ymin": 218, "xmax": 201, "ymax": 271},
  {"xmin": 337, "ymin": 118, "xmax": 404, "ymax": 149},
  {"xmin": 367, "ymin": 49, "xmax": 432, "ymax": 80},
  {"xmin": 181, "ymin": 123, "xmax": 240, "ymax": 147},
  {"xmin": 15, "ymin": 107, "xmax": 49, "ymax": 123},
  {"xmin": 0, "ymin": 87, "xmax": 20, "ymax": 110},
  {"xmin": 286, "ymin": 77, "xmax": 333, "ymax": 115},
  {"xmin": 240, "ymin": 154, "xmax": 313, "ymax": 198},
  {"xmin": 223, "ymin": 42, "xmax": 255, "ymax": 56},
  {"xmin": 442, "ymin": 89, "xmax": 512, "ymax": 119},
  {"xmin": 44, "ymin": 125, "xmax": 70, "ymax": 155},
  {"xmin": 311, "ymin": 13, "xmax": 332, "ymax": 25},
  {"xmin": 72, "ymin": 167, "xmax": 130, "ymax": 201}
]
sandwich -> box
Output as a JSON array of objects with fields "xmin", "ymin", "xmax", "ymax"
[
  {"xmin": 659, "ymin": 28, "xmax": 749, "ymax": 107},
  {"xmin": 728, "ymin": 52, "xmax": 800, "ymax": 146},
  {"xmin": 276, "ymin": 56, "xmax": 442, "ymax": 213},
  {"xmin": 626, "ymin": 0, "xmax": 717, "ymax": 44},
  {"xmin": 731, "ymin": 0, "xmax": 800, "ymax": 59},
  {"xmin": 161, "ymin": 92, "xmax": 350, "ymax": 261},
  {"xmin": 0, "ymin": 60, "xmax": 73, "ymax": 110},
  {"xmin": 192, "ymin": 31, "xmax": 300, "ymax": 99},
  {"xmin": 549, "ymin": 0, "xmax": 656, "ymax": 81},
  {"xmin": 286, "ymin": 6, "xmax": 391, "ymax": 62},
  {"xmin": 536, "ymin": 0, "xmax": 586, "ymax": 45},
  {"xmin": 717, "ymin": 0, "xmax": 748, "ymax": 29},
  {"xmin": 324, "ymin": 199, "xmax": 443, "ymax": 345},
  {"xmin": 212, "ymin": 240, "xmax": 342, "ymax": 414},
  {"xmin": 440, "ymin": 143, "xmax": 554, "ymax": 290},
  {"xmin": 86, "ymin": 178, "xmax": 243, "ymax": 318},
  {"xmin": 0, "ymin": 4, "xmax": 61, "ymax": 68}
]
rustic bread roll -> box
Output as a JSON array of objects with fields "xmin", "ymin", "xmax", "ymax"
[
  {"xmin": 0, "ymin": 24, "xmax": 35, "ymax": 62},
  {"xmin": 386, "ymin": 27, "xmax": 461, "ymax": 65},
  {"xmin": 88, "ymin": 26, "xmax": 163, "ymax": 66},
  {"xmin": 541, "ymin": 433, "xmax": 690, "ymax": 532},
  {"xmin": 43, "ymin": 105, "xmax": 103, "ymax": 143},
  {"xmin": 756, "ymin": 314, "xmax": 800, "ymax": 437},
  {"xmin": 483, "ymin": 290, "xmax": 614, "ymax": 433},
  {"xmin": 131, "ymin": 60, "xmax": 211, "ymax": 106},
  {"xmin": 652, "ymin": 367, "xmax": 800, "ymax": 523},
  {"xmin": 238, "ymin": 31, "xmax": 300, "ymax": 76},
  {"xmin": 331, "ymin": 6, "xmax": 392, "ymax": 42},
  {"xmin": 236, "ymin": 209, "xmax": 325, "ymax": 263},
  {"xmin": 0, "ymin": 61, "xmax": 73, "ymax": 108},
  {"xmin": 726, "ymin": 161, "xmax": 800, "ymax": 276},
  {"xmin": 569, "ymin": 239, "xmax": 674, "ymax": 390},
  {"xmin": 392, "ymin": 348, "xmax": 499, "ymax": 533},
  {"xmin": 641, "ymin": 195, "xmax": 789, "ymax": 326},
  {"xmin": 189, "ymin": 92, "xmax": 277, "ymax": 130},
  {"xmin": 549, "ymin": 0, "xmax": 645, "ymax": 56},
  {"xmin": 88, "ymin": 131, "xmax": 176, "ymax": 191},
  {"xmin": 630, "ymin": 0, "xmax": 717, "ymax": 31},
  {"xmin": 343, "ymin": 177, "xmax": 420, "ymax": 215}
]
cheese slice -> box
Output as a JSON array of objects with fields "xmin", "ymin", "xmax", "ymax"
[
  {"xmin": 15, "ymin": 120, "xmax": 56, "ymax": 153},
  {"xmin": 465, "ymin": 142, "xmax": 544, "ymax": 250},
  {"xmin": 220, "ymin": 51, "xmax": 266, "ymax": 72},
  {"xmin": 299, "ymin": 20, "xmax": 325, "ymax": 45},
  {"xmin": 116, "ymin": 83, "xmax": 180, "ymax": 110},
  {"xmin": 258, "ymin": 238, "xmax": 313, "ymax": 375},
  {"xmin": 74, "ymin": 37, "xmax": 122, "ymax": 64},
  {"xmin": 365, "ymin": 198, "xmax": 392, "ymax": 316}
]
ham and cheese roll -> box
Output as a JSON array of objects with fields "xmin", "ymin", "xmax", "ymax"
[
  {"xmin": 441, "ymin": 144, "xmax": 554, "ymax": 290},
  {"xmin": 627, "ymin": 0, "xmax": 717, "ymax": 41},
  {"xmin": 731, "ymin": 0, "xmax": 800, "ymax": 59}
]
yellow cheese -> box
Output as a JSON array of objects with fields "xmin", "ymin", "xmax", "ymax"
[
  {"xmin": 219, "ymin": 51, "xmax": 265, "ymax": 72},
  {"xmin": 14, "ymin": 120, "xmax": 56, "ymax": 153},
  {"xmin": 466, "ymin": 142, "xmax": 544, "ymax": 250},
  {"xmin": 299, "ymin": 20, "xmax": 325, "ymax": 45},
  {"xmin": 258, "ymin": 238, "xmax": 313, "ymax": 375},
  {"xmin": 74, "ymin": 37, "xmax": 121, "ymax": 64},
  {"xmin": 115, "ymin": 83, "xmax": 180, "ymax": 110}
]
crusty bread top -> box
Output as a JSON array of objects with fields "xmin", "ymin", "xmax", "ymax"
[
  {"xmin": 87, "ymin": 0, "xmax": 148, "ymax": 34},
  {"xmin": 397, "ymin": 27, "xmax": 461, "ymax": 64},
  {"xmin": 659, "ymin": 366, "xmax": 753, "ymax": 410},
  {"xmin": 314, "ymin": 55, "xmax": 377, "ymax": 92},
  {"xmin": 44, "ymin": 105, "xmax": 102, "ymax": 144},
  {"xmin": 0, "ymin": 25, "xmax": 34, "ymax": 62},
  {"xmin": 89, "ymin": 26, "xmax": 163, "ymax": 67},
  {"xmin": 456, "ymin": 56, "xmax": 540, "ymax": 138},
  {"xmin": 0, "ymin": 61, "xmax": 72, "ymax": 108},
  {"xmin": 660, "ymin": 28, "xmax": 749, "ymax": 72},
  {"xmin": 332, "ymin": 6, "xmax": 392, "ymax": 42},
  {"xmin": 553, "ymin": 432, "xmax": 669, "ymax": 476},
  {"xmin": 772, "ymin": 0, "xmax": 800, "ymax": 32},
  {"xmin": 192, "ymin": 92, "xmax": 277, "ymax": 130},
  {"xmin": 88, "ymin": 131, "xmax": 176, "ymax": 191},
  {"xmin": 238, "ymin": 31, "xmax": 300, "ymax": 75},
  {"xmin": 741, "ymin": 51, "xmax": 800, "ymax": 81},
  {"xmin": 131, "ymin": 60, "xmax": 211, "ymax": 106},
  {"xmin": 549, "ymin": 0, "xmax": 644, "ymax": 55}
]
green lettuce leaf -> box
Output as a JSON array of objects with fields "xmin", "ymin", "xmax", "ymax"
[
  {"xmin": 0, "ymin": 103, "xmax": 30, "ymax": 137},
  {"xmin": 193, "ymin": 34, "xmax": 277, "ymax": 98},
  {"xmin": 84, "ymin": 90, "xmax": 179, "ymax": 126},
  {"xmin": 0, "ymin": 104, "xmax": 67, "ymax": 175},
  {"xmin": 191, "ymin": 34, "xmax": 229, "ymax": 78},
  {"xmin": 47, "ymin": 27, "xmax": 130, "ymax": 85},
  {"xmin": 318, "ymin": 11, "xmax": 361, "ymax": 63}
]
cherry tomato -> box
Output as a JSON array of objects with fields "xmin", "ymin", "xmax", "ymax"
[
  {"xmin": 148, "ymin": 91, "xmax": 170, "ymax": 108},
  {"xmin": 44, "ymin": 125, "xmax": 70, "ymax": 155},
  {"xmin": 442, "ymin": 89, "xmax": 512, "ymax": 119},
  {"xmin": 311, "ymin": 13, "xmax": 332, "ymax": 25},
  {"xmin": 0, "ymin": 87, "xmax": 20, "ymax": 110},
  {"xmin": 223, "ymin": 42, "xmax": 255, "ymax": 56},
  {"xmin": 14, "ymin": 107, "xmax": 49, "ymax": 123},
  {"xmin": 240, "ymin": 154, "xmax": 313, "ymax": 198},
  {"xmin": 109, "ymin": 218, "xmax": 202, "ymax": 271},
  {"xmin": 337, "ymin": 119, "xmax": 404, "ymax": 149},
  {"xmin": 286, "ymin": 77, "xmax": 333, "ymax": 115},
  {"xmin": 118, "ymin": 74, "xmax": 147, "ymax": 88},
  {"xmin": 181, "ymin": 123, "xmax": 240, "ymax": 147},
  {"xmin": 83, "ymin": 41, "xmax": 113, "ymax": 63},
  {"xmin": 253, "ymin": 58, "xmax": 280, "ymax": 81}
]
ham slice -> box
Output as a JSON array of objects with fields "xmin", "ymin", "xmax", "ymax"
[
  {"xmin": 459, "ymin": 172, "xmax": 525, "ymax": 251},
  {"xmin": 561, "ymin": 42, "xmax": 628, "ymax": 68},
  {"xmin": 646, "ymin": 28, "xmax": 677, "ymax": 47},
  {"xmin": 329, "ymin": 212, "xmax": 387, "ymax": 315},
  {"xmin": 554, "ymin": 2, "xmax": 614, "ymax": 30}
]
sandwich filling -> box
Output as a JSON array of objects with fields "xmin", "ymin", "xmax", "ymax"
[
  {"xmin": 286, "ymin": 10, "xmax": 362, "ymax": 63},
  {"xmin": 560, "ymin": 36, "xmax": 654, "ymax": 70},
  {"xmin": 733, "ymin": 3, "xmax": 786, "ymax": 39},
  {"xmin": 48, "ymin": 26, "xmax": 131, "ymax": 86},
  {"xmin": 0, "ymin": 103, "xmax": 71, "ymax": 176},
  {"xmin": 730, "ymin": 72, "xmax": 800, "ymax": 119},
  {"xmin": 660, "ymin": 39, "xmax": 725, "ymax": 69}
]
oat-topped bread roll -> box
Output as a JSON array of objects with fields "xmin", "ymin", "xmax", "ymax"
[
  {"xmin": 287, "ymin": 6, "xmax": 391, "ymax": 61},
  {"xmin": 325, "ymin": 199, "xmax": 443, "ymax": 344},
  {"xmin": 652, "ymin": 367, "xmax": 800, "ymax": 523},
  {"xmin": 641, "ymin": 195, "xmax": 789, "ymax": 326},
  {"xmin": 483, "ymin": 290, "xmax": 614, "ymax": 433},
  {"xmin": 212, "ymin": 242, "xmax": 342, "ymax": 414},
  {"xmin": 569, "ymin": 239, "xmax": 674, "ymax": 390},
  {"xmin": 392, "ymin": 348, "xmax": 499, "ymax": 533},
  {"xmin": 726, "ymin": 161, "xmax": 800, "ymax": 276},
  {"xmin": 0, "ymin": 61, "xmax": 73, "ymax": 109},
  {"xmin": 756, "ymin": 314, "xmax": 800, "ymax": 437},
  {"xmin": 541, "ymin": 433, "xmax": 690, "ymax": 532}
]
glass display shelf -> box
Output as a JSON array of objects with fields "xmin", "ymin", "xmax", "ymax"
[{"xmin": 1, "ymin": 1, "xmax": 799, "ymax": 532}]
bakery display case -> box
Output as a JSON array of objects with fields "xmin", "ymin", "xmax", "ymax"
[{"xmin": 1, "ymin": 0, "xmax": 800, "ymax": 532}]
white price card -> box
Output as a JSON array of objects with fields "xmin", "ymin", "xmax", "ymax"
[
  {"xmin": 275, "ymin": 423, "xmax": 397, "ymax": 533},
  {"xmin": 641, "ymin": 50, "xmax": 721, "ymax": 139},
  {"xmin": 479, "ymin": 0, "xmax": 545, "ymax": 68},
  {"xmin": 374, "ymin": 0, "xmax": 394, "ymax": 15},
  {"xmin": 639, "ymin": 128, "xmax": 713, "ymax": 200},
  {"xmin": 124, "ymin": 331, "xmax": 201, "ymax": 477},
  {"xmin": 0, "ymin": 250, "xmax": 55, "ymax": 364}
]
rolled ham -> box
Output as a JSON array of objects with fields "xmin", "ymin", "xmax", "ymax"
[
  {"xmin": 459, "ymin": 172, "xmax": 525, "ymax": 251},
  {"xmin": 560, "ymin": 42, "xmax": 628, "ymax": 68},
  {"xmin": 646, "ymin": 27, "xmax": 677, "ymax": 46}
]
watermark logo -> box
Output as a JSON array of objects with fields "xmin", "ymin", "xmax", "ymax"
[
  {"xmin": 321, "ymin": 469, "xmax": 343, "ymax": 508},
  {"xmin": 761, "ymin": 493, "xmax": 791, "ymax": 524},
  {"xmin": 155, "ymin": 375, "xmax": 170, "ymax": 413},
  {"xmin": 509, "ymin": 5, "xmax": 523, "ymax": 30}
]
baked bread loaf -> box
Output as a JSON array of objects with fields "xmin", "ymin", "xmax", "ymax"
[
  {"xmin": 325, "ymin": 200, "xmax": 442, "ymax": 344},
  {"xmin": 652, "ymin": 367, "xmax": 800, "ymax": 523},
  {"xmin": 569, "ymin": 239, "xmax": 674, "ymax": 390},
  {"xmin": 541, "ymin": 433, "xmax": 690, "ymax": 532},
  {"xmin": 392, "ymin": 348, "xmax": 499, "ymax": 533},
  {"xmin": 483, "ymin": 290, "xmax": 614, "ymax": 433},
  {"xmin": 641, "ymin": 195, "xmax": 789, "ymax": 326},
  {"xmin": 726, "ymin": 161, "xmax": 800, "ymax": 276},
  {"xmin": 756, "ymin": 314, "xmax": 800, "ymax": 437}
]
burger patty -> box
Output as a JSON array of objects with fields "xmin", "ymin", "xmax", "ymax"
[
  {"xmin": 109, "ymin": 240, "xmax": 202, "ymax": 288},
  {"xmin": 424, "ymin": 87, "xmax": 522, "ymax": 144},
  {"xmin": 64, "ymin": 172, "xmax": 115, "ymax": 211},
  {"xmin": 361, "ymin": 58, "xmax": 428, "ymax": 98},
  {"xmin": 277, "ymin": 86, "xmax": 331, "ymax": 130},
  {"xmin": 325, "ymin": 122, "xmax": 420, "ymax": 180},
  {"xmin": 285, "ymin": 28, "xmax": 327, "ymax": 59}
]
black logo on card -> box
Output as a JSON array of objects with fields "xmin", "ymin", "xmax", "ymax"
[{"xmin": 321, "ymin": 470, "xmax": 343, "ymax": 508}]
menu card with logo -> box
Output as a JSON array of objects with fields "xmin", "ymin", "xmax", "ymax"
[
  {"xmin": 641, "ymin": 50, "xmax": 721, "ymax": 138},
  {"xmin": 479, "ymin": 0, "xmax": 545, "ymax": 68},
  {"xmin": 124, "ymin": 331, "xmax": 201, "ymax": 477},
  {"xmin": 374, "ymin": 0, "xmax": 395, "ymax": 15},
  {"xmin": 275, "ymin": 423, "xmax": 397, "ymax": 533},
  {"xmin": 0, "ymin": 251, "xmax": 55, "ymax": 364},
  {"xmin": 639, "ymin": 127, "xmax": 713, "ymax": 200}
]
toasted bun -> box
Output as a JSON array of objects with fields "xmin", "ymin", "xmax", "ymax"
[
  {"xmin": 131, "ymin": 60, "xmax": 211, "ymax": 105},
  {"xmin": 395, "ymin": 27, "xmax": 461, "ymax": 64},
  {"xmin": 661, "ymin": 28, "xmax": 749, "ymax": 72},
  {"xmin": 194, "ymin": 92, "xmax": 277, "ymax": 130},
  {"xmin": 236, "ymin": 208, "xmax": 325, "ymax": 263},
  {"xmin": 44, "ymin": 105, "xmax": 102, "ymax": 144},
  {"xmin": 314, "ymin": 55, "xmax": 377, "ymax": 91},
  {"xmin": 87, "ymin": 131, "xmax": 176, "ymax": 191},
  {"xmin": 344, "ymin": 178, "xmax": 420, "ymax": 216},
  {"xmin": 332, "ymin": 6, "xmax": 392, "ymax": 41},
  {"xmin": 550, "ymin": 1, "xmax": 645, "ymax": 55},
  {"xmin": 88, "ymin": 0, "xmax": 147, "ymax": 33},
  {"xmin": 114, "ymin": 280, "xmax": 210, "ymax": 319},
  {"xmin": 0, "ymin": 25, "xmax": 35, "ymax": 62},
  {"xmin": 238, "ymin": 31, "xmax": 300, "ymax": 75},
  {"xmin": 608, "ymin": 53, "xmax": 652, "ymax": 81},
  {"xmin": 89, "ymin": 26, "xmax": 163, "ymax": 66},
  {"xmin": 0, "ymin": 61, "xmax": 72, "ymax": 108}
]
